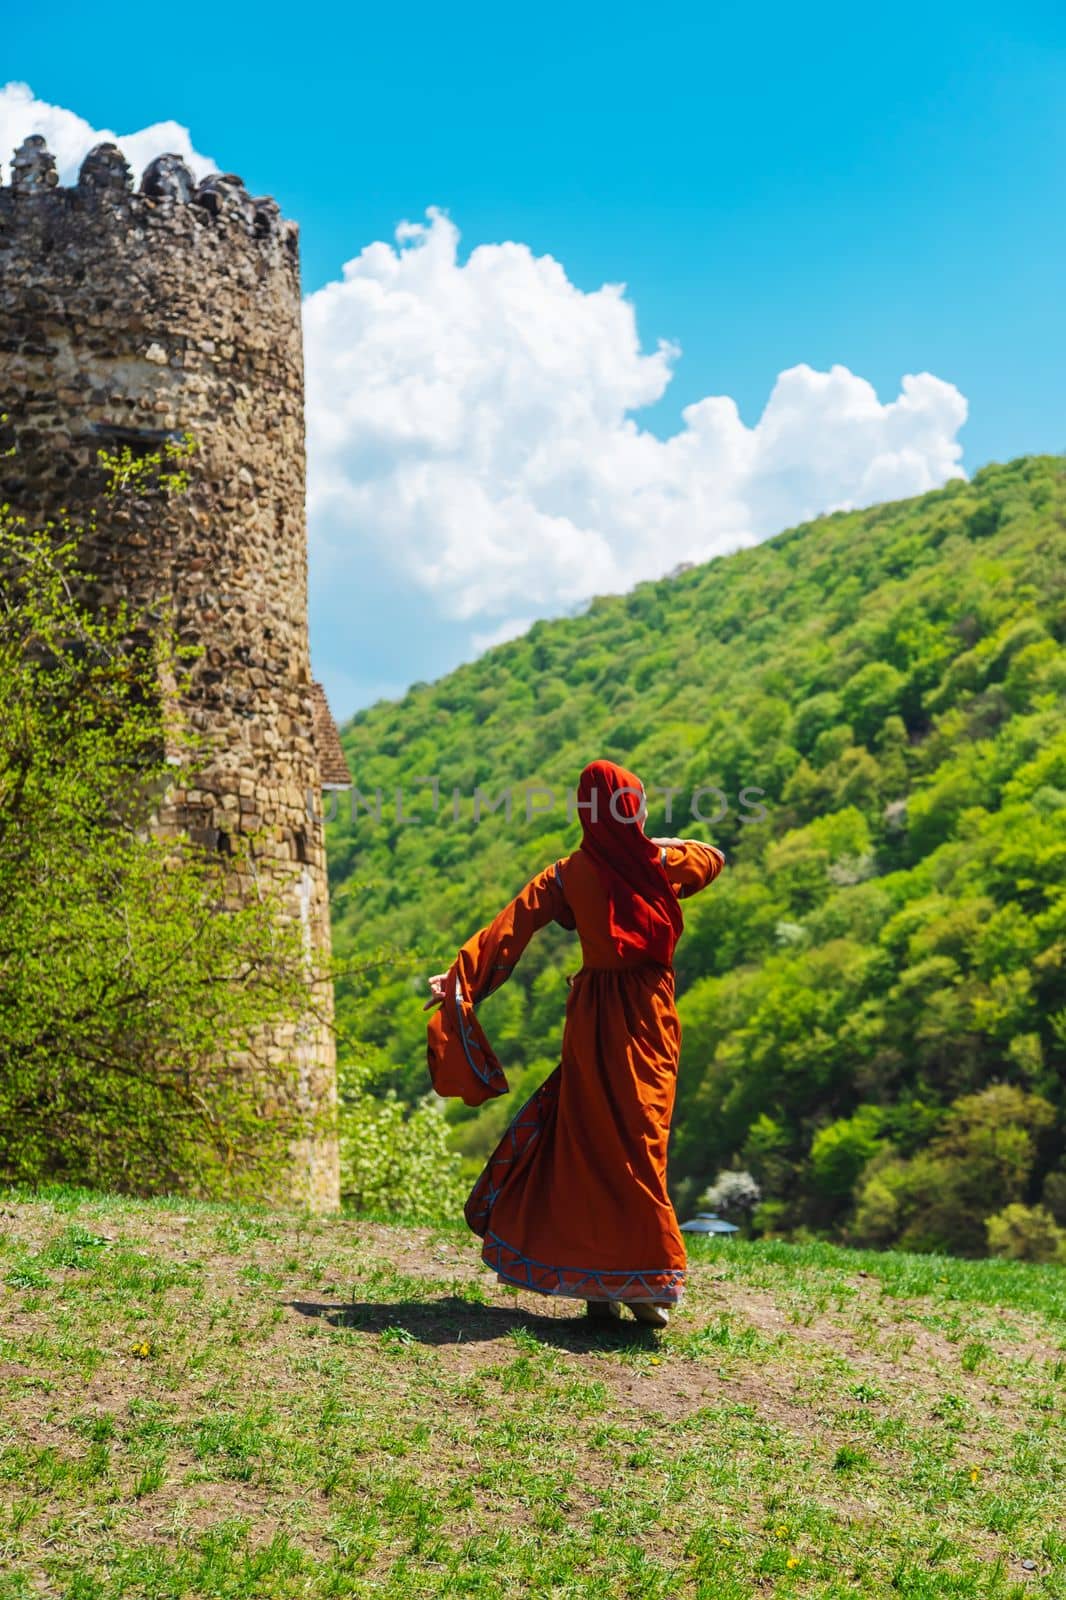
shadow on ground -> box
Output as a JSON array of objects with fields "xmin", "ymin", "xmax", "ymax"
[{"xmin": 287, "ymin": 1297, "xmax": 661, "ymax": 1353}]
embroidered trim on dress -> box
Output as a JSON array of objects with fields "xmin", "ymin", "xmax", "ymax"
[
  {"xmin": 465, "ymin": 1077, "xmax": 552, "ymax": 1233},
  {"xmin": 454, "ymin": 976, "xmax": 506, "ymax": 1091},
  {"xmin": 483, "ymin": 1231, "xmax": 685, "ymax": 1303}
]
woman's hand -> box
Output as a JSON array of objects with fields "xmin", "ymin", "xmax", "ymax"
[
  {"xmin": 652, "ymin": 836, "xmax": 721, "ymax": 853},
  {"xmin": 423, "ymin": 972, "xmax": 449, "ymax": 1011}
]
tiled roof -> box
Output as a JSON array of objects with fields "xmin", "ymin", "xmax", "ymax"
[{"xmin": 310, "ymin": 681, "xmax": 352, "ymax": 789}]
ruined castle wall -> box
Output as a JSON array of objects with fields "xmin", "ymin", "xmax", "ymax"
[{"xmin": 0, "ymin": 139, "xmax": 339, "ymax": 1211}]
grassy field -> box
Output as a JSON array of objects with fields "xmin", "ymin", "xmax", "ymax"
[{"xmin": 0, "ymin": 1189, "xmax": 1063, "ymax": 1598}]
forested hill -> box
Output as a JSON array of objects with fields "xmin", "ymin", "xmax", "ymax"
[{"xmin": 328, "ymin": 455, "xmax": 1066, "ymax": 1256}]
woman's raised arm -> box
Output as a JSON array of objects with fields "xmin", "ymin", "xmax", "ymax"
[{"xmin": 425, "ymin": 859, "xmax": 574, "ymax": 1104}]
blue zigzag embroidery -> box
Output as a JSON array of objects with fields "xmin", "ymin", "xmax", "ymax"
[
  {"xmin": 454, "ymin": 976, "xmax": 506, "ymax": 1092},
  {"xmin": 483, "ymin": 1230, "xmax": 685, "ymax": 1303},
  {"xmin": 465, "ymin": 1079, "xmax": 550, "ymax": 1232}
]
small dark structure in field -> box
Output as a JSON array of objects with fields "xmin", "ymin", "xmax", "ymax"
[{"xmin": 680, "ymin": 1213, "xmax": 740, "ymax": 1236}]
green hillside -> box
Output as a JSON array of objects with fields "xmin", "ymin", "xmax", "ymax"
[{"xmin": 328, "ymin": 455, "xmax": 1066, "ymax": 1254}]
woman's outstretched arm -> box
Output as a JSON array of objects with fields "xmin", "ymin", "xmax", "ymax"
[{"xmin": 425, "ymin": 859, "xmax": 573, "ymax": 1105}]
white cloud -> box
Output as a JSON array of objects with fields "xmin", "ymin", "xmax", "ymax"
[
  {"xmin": 304, "ymin": 210, "xmax": 967, "ymax": 650},
  {"xmin": 0, "ymin": 81, "xmax": 970, "ymax": 710},
  {"xmin": 471, "ymin": 616, "xmax": 535, "ymax": 654},
  {"xmin": 0, "ymin": 82, "xmax": 216, "ymax": 186}
]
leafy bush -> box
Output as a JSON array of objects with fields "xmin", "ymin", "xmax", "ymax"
[
  {"xmin": 985, "ymin": 1203, "xmax": 1065, "ymax": 1263},
  {"xmin": 851, "ymin": 1086, "xmax": 1056, "ymax": 1255},
  {"xmin": 809, "ymin": 1108, "xmax": 886, "ymax": 1200},
  {"xmin": 1042, "ymin": 1164, "xmax": 1066, "ymax": 1224},
  {"xmin": 338, "ymin": 1052, "xmax": 466, "ymax": 1219},
  {"xmin": 0, "ymin": 451, "xmax": 321, "ymax": 1199},
  {"xmin": 696, "ymin": 1169, "xmax": 761, "ymax": 1218}
]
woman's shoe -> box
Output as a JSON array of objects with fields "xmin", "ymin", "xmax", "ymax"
[
  {"xmin": 586, "ymin": 1300, "xmax": 621, "ymax": 1323},
  {"xmin": 629, "ymin": 1301, "xmax": 670, "ymax": 1328}
]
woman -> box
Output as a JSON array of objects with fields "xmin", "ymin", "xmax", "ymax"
[{"xmin": 424, "ymin": 759, "xmax": 724, "ymax": 1327}]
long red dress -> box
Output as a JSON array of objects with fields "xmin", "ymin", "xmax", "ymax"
[{"xmin": 427, "ymin": 775, "xmax": 724, "ymax": 1305}]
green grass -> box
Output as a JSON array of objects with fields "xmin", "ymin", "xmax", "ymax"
[{"xmin": 0, "ymin": 1188, "xmax": 1063, "ymax": 1598}]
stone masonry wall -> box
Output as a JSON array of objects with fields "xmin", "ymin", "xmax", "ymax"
[{"xmin": 0, "ymin": 137, "xmax": 339, "ymax": 1211}]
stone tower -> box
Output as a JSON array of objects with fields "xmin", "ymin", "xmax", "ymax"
[{"xmin": 0, "ymin": 135, "xmax": 343, "ymax": 1211}]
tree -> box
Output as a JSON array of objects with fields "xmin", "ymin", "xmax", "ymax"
[
  {"xmin": 985, "ymin": 1203, "xmax": 1065, "ymax": 1264},
  {"xmin": 697, "ymin": 1169, "xmax": 761, "ymax": 1220},
  {"xmin": 809, "ymin": 1106, "xmax": 885, "ymax": 1200},
  {"xmin": 851, "ymin": 1085, "xmax": 1056, "ymax": 1256},
  {"xmin": 841, "ymin": 662, "xmax": 906, "ymax": 746},
  {"xmin": 0, "ymin": 457, "xmax": 318, "ymax": 1199}
]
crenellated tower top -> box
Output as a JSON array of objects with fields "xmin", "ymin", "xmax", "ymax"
[{"xmin": 2, "ymin": 134, "xmax": 298, "ymax": 261}]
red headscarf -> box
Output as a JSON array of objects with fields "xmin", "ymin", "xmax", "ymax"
[{"xmin": 576, "ymin": 759, "xmax": 683, "ymax": 966}]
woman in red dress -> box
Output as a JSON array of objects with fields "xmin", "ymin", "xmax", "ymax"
[{"xmin": 425, "ymin": 759, "xmax": 724, "ymax": 1326}]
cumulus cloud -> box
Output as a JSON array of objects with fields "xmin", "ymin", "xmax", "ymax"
[
  {"xmin": 471, "ymin": 616, "xmax": 535, "ymax": 655},
  {"xmin": 0, "ymin": 81, "xmax": 216, "ymax": 185},
  {"xmin": 0, "ymin": 81, "xmax": 969, "ymax": 708},
  {"xmin": 304, "ymin": 210, "xmax": 967, "ymax": 649}
]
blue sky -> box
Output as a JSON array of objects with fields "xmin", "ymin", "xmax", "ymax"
[{"xmin": 6, "ymin": 0, "xmax": 1065, "ymax": 713}]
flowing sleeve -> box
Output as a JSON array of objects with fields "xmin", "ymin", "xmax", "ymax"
[
  {"xmin": 426, "ymin": 859, "xmax": 575, "ymax": 1106},
  {"xmin": 661, "ymin": 839, "xmax": 725, "ymax": 900}
]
